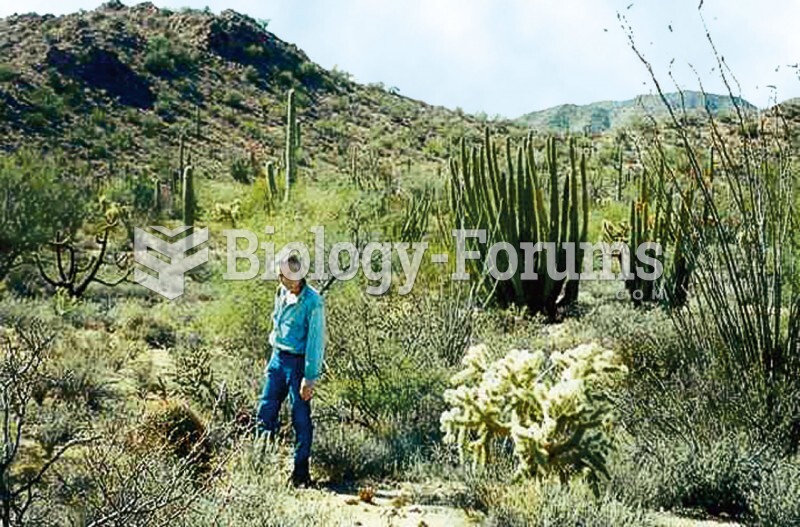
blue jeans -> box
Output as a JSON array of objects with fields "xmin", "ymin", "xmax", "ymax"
[{"xmin": 256, "ymin": 349, "xmax": 313, "ymax": 467}]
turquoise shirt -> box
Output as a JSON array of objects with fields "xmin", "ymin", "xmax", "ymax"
[{"xmin": 268, "ymin": 282, "xmax": 326, "ymax": 381}]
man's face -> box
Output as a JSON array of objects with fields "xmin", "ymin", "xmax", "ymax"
[{"xmin": 279, "ymin": 273, "xmax": 302, "ymax": 293}]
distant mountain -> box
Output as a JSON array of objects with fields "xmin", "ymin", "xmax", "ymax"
[{"xmin": 516, "ymin": 91, "xmax": 757, "ymax": 134}]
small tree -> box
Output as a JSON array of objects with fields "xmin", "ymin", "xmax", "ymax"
[
  {"xmin": 33, "ymin": 221, "xmax": 131, "ymax": 298},
  {"xmin": 0, "ymin": 319, "xmax": 94, "ymax": 527},
  {"xmin": 0, "ymin": 152, "xmax": 87, "ymax": 281}
]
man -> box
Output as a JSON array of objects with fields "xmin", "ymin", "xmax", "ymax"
[{"xmin": 256, "ymin": 253, "xmax": 325, "ymax": 487}]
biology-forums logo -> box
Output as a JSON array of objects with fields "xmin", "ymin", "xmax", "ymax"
[
  {"xmin": 133, "ymin": 226, "xmax": 209, "ymax": 299},
  {"xmin": 133, "ymin": 225, "xmax": 663, "ymax": 300}
]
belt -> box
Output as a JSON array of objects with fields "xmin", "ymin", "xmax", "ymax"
[{"xmin": 276, "ymin": 347, "xmax": 304, "ymax": 358}]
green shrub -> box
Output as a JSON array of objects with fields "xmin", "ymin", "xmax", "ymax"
[
  {"xmin": 323, "ymin": 289, "xmax": 452, "ymax": 438},
  {"xmin": 611, "ymin": 433, "xmax": 769, "ymax": 518},
  {"xmin": 0, "ymin": 63, "xmax": 19, "ymax": 82},
  {"xmin": 229, "ymin": 154, "xmax": 252, "ymax": 183},
  {"xmin": 749, "ymin": 457, "xmax": 800, "ymax": 526},
  {"xmin": 143, "ymin": 36, "xmax": 196, "ymax": 76},
  {"xmin": 188, "ymin": 446, "xmax": 348, "ymax": 526},
  {"xmin": 0, "ymin": 151, "xmax": 89, "ymax": 281},
  {"xmin": 120, "ymin": 312, "xmax": 176, "ymax": 349},
  {"xmin": 223, "ymin": 89, "xmax": 245, "ymax": 109}
]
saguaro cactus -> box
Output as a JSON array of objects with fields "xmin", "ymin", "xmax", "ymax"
[
  {"xmin": 153, "ymin": 179, "xmax": 161, "ymax": 213},
  {"xmin": 263, "ymin": 160, "xmax": 278, "ymax": 211},
  {"xmin": 616, "ymin": 146, "xmax": 624, "ymax": 202},
  {"xmin": 182, "ymin": 165, "xmax": 195, "ymax": 226},
  {"xmin": 284, "ymin": 89, "xmax": 297, "ymax": 202}
]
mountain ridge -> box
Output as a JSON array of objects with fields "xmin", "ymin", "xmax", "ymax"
[{"xmin": 517, "ymin": 90, "xmax": 758, "ymax": 134}]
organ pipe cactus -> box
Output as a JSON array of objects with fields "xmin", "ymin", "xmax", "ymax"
[
  {"xmin": 624, "ymin": 156, "xmax": 697, "ymax": 307},
  {"xmin": 449, "ymin": 129, "xmax": 589, "ymax": 320}
]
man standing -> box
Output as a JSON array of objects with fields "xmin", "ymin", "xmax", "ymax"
[{"xmin": 256, "ymin": 253, "xmax": 325, "ymax": 487}]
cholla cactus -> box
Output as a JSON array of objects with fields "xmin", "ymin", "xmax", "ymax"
[{"xmin": 441, "ymin": 343, "xmax": 626, "ymax": 483}]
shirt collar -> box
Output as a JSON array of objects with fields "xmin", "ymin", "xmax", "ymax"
[{"xmin": 280, "ymin": 282, "xmax": 308, "ymax": 302}]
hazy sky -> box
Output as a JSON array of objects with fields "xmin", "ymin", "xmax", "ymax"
[{"xmin": 1, "ymin": 0, "xmax": 797, "ymax": 117}]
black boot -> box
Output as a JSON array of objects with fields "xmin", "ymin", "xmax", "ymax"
[{"xmin": 290, "ymin": 459, "xmax": 311, "ymax": 488}]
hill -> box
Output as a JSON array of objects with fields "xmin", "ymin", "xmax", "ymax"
[
  {"xmin": 517, "ymin": 90, "xmax": 757, "ymax": 134},
  {"xmin": 0, "ymin": 1, "xmax": 492, "ymax": 182}
]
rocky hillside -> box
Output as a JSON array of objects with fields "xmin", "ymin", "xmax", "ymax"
[
  {"xmin": 0, "ymin": 1, "xmax": 491, "ymax": 183},
  {"xmin": 517, "ymin": 91, "xmax": 757, "ymax": 134}
]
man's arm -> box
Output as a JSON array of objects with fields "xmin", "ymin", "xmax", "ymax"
[
  {"xmin": 266, "ymin": 286, "xmax": 281, "ymax": 365},
  {"xmin": 300, "ymin": 301, "xmax": 325, "ymax": 400}
]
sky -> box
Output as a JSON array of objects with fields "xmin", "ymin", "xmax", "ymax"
[{"xmin": 1, "ymin": 0, "xmax": 797, "ymax": 118}]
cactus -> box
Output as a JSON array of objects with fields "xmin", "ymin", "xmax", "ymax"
[
  {"xmin": 262, "ymin": 160, "xmax": 279, "ymax": 212},
  {"xmin": 266, "ymin": 160, "xmax": 278, "ymax": 201},
  {"xmin": 449, "ymin": 129, "xmax": 590, "ymax": 320},
  {"xmin": 396, "ymin": 186, "xmax": 432, "ymax": 243},
  {"xmin": 441, "ymin": 342, "xmax": 626, "ymax": 483},
  {"xmin": 182, "ymin": 165, "xmax": 195, "ymax": 226},
  {"xmin": 350, "ymin": 146, "xmax": 361, "ymax": 190},
  {"xmin": 283, "ymin": 89, "xmax": 297, "ymax": 202},
  {"xmin": 623, "ymin": 157, "xmax": 696, "ymax": 307},
  {"xmin": 616, "ymin": 146, "xmax": 624, "ymax": 201},
  {"xmin": 194, "ymin": 104, "xmax": 201, "ymax": 138},
  {"xmin": 153, "ymin": 178, "xmax": 161, "ymax": 213},
  {"xmin": 178, "ymin": 134, "xmax": 185, "ymax": 189}
]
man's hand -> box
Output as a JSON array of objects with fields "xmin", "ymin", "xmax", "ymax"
[{"xmin": 300, "ymin": 378, "xmax": 315, "ymax": 401}]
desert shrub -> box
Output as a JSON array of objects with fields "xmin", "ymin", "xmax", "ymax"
[
  {"xmin": 748, "ymin": 457, "xmax": 800, "ymax": 526},
  {"xmin": 228, "ymin": 154, "xmax": 252, "ymax": 183},
  {"xmin": 579, "ymin": 301, "xmax": 681, "ymax": 370},
  {"xmin": 52, "ymin": 296, "xmax": 115, "ymax": 330},
  {"xmin": 441, "ymin": 342, "xmax": 626, "ymax": 484},
  {"xmin": 0, "ymin": 63, "xmax": 18, "ymax": 82},
  {"xmin": 43, "ymin": 330, "xmax": 125, "ymax": 410},
  {"xmin": 32, "ymin": 404, "xmax": 90, "ymax": 457},
  {"xmin": 137, "ymin": 400, "xmax": 213, "ymax": 468},
  {"xmin": 222, "ymin": 89, "xmax": 246, "ymax": 109},
  {"xmin": 313, "ymin": 423, "xmax": 396, "ymax": 482},
  {"xmin": 323, "ymin": 289, "xmax": 455, "ymax": 438},
  {"xmin": 611, "ymin": 432, "xmax": 772, "ymax": 518},
  {"xmin": 487, "ymin": 478, "xmax": 653, "ymax": 527},
  {"xmin": 188, "ymin": 445, "xmax": 349, "ymax": 526},
  {"xmin": 45, "ymin": 357, "xmax": 118, "ymax": 412},
  {"xmin": 144, "ymin": 35, "xmax": 196, "ymax": 76},
  {"xmin": 629, "ymin": 50, "xmax": 800, "ymax": 451},
  {"xmin": 172, "ymin": 336, "xmax": 254, "ymax": 425},
  {"xmin": 198, "ymin": 280, "xmax": 274, "ymax": 357},
  {"xmin": 120, "ymin": 311, "xmax": 177, "ymax": 349}
]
